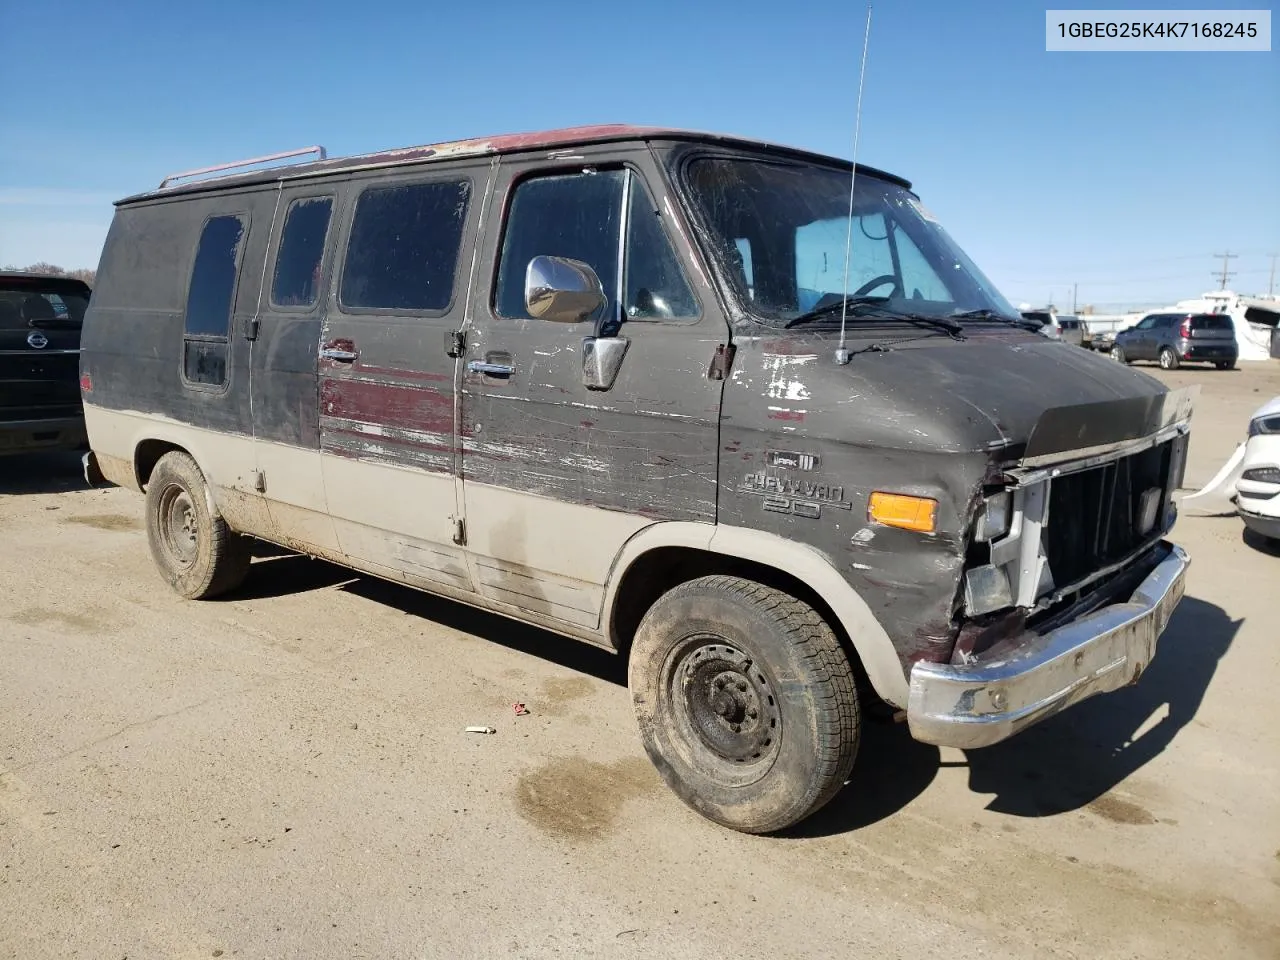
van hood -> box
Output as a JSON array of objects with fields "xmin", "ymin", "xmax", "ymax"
[{"xmin": 741, "ymin": 333, "xmax": 1193, "ymax": 462}]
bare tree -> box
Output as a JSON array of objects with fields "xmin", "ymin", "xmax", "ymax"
[
  {"xmin": 1, "ymin": 262, "xmax": 95, "ymax": 285},
  {"xmin": 21, "ymin": 262, "xmax": 67, "ymax": 276}
]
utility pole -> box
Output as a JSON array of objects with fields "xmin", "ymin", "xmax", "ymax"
[
  {"xmin": 1212, "ymin": 251, "xmax": 1237, "ymax": 290},
  {"xmin": 1072, "ymin": 282, "xmax": 1078, "ymax": 314},
  {"xmin": 1269, "ymin": 253, "xmax": 1277, "ymax": 296}
]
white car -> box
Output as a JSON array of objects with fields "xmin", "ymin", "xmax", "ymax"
[{"xmin": 1182, "ymin": 395, "xmax": 1280, "ymax": 542}]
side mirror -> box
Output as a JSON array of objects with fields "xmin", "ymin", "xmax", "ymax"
[{"xmin": 525, "ymin": 256, "xmax": 606, "ymax": 324}]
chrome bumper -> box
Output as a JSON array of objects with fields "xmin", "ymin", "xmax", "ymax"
[{"xmin": 907, "ymin": 541, "xmax": 1189, "ymax": 749}]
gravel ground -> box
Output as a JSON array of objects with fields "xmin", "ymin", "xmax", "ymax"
[{"xmin": 2, "ymin": 359, "xmax": 1278, "ymax": 960}]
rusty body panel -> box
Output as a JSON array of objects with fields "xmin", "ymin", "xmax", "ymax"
[{"xmin": 118, "ymin": 125, "xmax": 910, "ymax": 207}]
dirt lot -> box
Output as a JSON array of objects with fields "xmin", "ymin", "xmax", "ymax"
[{"xmin": 2, "ymin": 360, "xmax": 1279, "ymax": 960}]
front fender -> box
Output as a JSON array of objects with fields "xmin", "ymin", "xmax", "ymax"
[{"xmin": 601, "ymin": 521, "xmax": 909, "ymax": 707}]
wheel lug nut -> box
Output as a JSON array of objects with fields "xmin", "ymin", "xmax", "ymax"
[
  {"xmin": 731, "ymin": 723, "xmax": 741, "ymax": 732},
  {"xmin": 748, "ymin": 709, "xmax": 758, "ymax": 719},
  {"xmin": 715, "ymin": 678, "xmax": 726, "ymax": 689},
  {"xmin": 736, "ymin": 682, "xmax": 747, "ymax": 692}
]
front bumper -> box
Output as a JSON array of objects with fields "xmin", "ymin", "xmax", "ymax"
[
  {"xmin": 1239, "ymin": 507, "xmax": 1280, "ymax": 540},
  {"xmin": 907, "ymin": 541, "xmax": 1189, "ymax": 749}
]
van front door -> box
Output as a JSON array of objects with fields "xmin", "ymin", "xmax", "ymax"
[
  {"xmin": 316, "ymin": 165, "xmax": 486, "ymax": 595},
  {"xmin": 459, "ymin": 152, "xmax": 724, "ymax": 631}
]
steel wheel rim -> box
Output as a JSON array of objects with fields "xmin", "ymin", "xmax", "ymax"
[
  {"xmin": 158, "ymin": 482, "xmax": 199, "ymax": 569},
  {"xmin": 669, "ymin": 637, "xmax": 782, "ymax": 769},
  {"xmin": 1160, "ymin": 350, "xmax": 1173, "ymax": 369}
]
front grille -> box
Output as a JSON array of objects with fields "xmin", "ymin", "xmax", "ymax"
[{"xmin": 1045, "ymin": 440, "xmax": 1173, "ymax": 587}]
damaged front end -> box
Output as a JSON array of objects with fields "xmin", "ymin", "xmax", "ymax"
[{"xmin": 906, "ymin": 386, "xmax": 1196, "ymax": 748}]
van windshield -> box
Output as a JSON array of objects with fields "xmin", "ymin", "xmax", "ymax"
[{"xmin": 681, "ymin": 157, "xmax": 1020, "ymax": 327}]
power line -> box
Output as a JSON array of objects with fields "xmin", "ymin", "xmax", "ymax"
[
  {"xmin": 1212, "ymin": 251, "xmax": 1237, "ymax": 290},
  {"xmin": 987, "ymin": 249, "xmax": 1276, "ymax": 273}
]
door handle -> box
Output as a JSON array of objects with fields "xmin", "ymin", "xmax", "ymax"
[
  {"xmin": 320, "ymin": 347, "xmax": 358, "ymax": 362},
  {"xmin": 468, "ymin": 351, "xmax": 514, "ymax": 377}
]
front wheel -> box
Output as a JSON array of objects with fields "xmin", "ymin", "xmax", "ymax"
[
  {"xmin": 629, "ymin": 575, "xmax": 860, "ymax": 833},
  {"xmin": 145, "ymin": 451, "xmax": 250, "ymax": 599},
  {"xmin": 1112, "ymin": 345, "xmax": 1129, "ymax": 364},
  {"xmin": 1159, "ymin": 346, "xmax": 1180, "ymax": 370}
]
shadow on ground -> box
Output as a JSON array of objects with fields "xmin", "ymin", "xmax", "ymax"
[
  {"xmin": 963, "ymin": 594, "xmax": 1236, "ymax": 818},
  {"xmin": 0, "ymin": 450, "xmax": 89, "ymax": 495},
  {"xmin": 344, "ymin": 573, "xmax": 628, "ymax": 687},
  {"xmin": 1242, "ymin": 527, "xmax": 1280, "ymax": 556},
  {"xmin": 226, "ymin": 553, "xmax": 359, "ymax": 601},
  {"xmin": 227, "ymin": 548, "xmax": 1236, "ymax": 835}
]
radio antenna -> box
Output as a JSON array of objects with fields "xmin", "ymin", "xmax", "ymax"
[{"xmin": 835, "ymin": 1, "xmax": 874, "ymax": 365}]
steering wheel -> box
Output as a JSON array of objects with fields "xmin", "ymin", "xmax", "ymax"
[{"xmin": 852, "ymin": 274, "xmax": 902, "ymax": 298}]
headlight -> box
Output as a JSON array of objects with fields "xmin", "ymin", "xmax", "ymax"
[
  {"xmin": 1249, "ymin": 415, "xmax": 1280, "ymax": 438},
  {"xmin": 973, "ymin": 490, "xmax": 1012, "ymax": 543},
  {"xmin": 1242, "ymin": 466, "xmax": 1280, "ymax": 484}
]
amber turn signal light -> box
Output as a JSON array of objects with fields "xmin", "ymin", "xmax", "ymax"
[{"xmin": 868, "ymin": 492, "xmax": 938, "ymax": 533}]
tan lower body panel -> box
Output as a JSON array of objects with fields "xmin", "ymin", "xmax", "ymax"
[
  {"xmin": 83, "ymin": 404, "xmax": 910, "ymax": 702},
  {"xmin": 460, "ymin": 481, "xmax": 653, "ymax": 629}
]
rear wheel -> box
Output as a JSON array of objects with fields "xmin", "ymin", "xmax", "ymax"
[
  {"xmin": 145, "ymin": 451, "xmax": 250, "ymax": 599},
  {"xmin": 1159, "ymin": 346, "xmax": 1180, "ymax": 370},
  {"xmin": 629, "ymin": 575, "xmax": 860, "ymax": 834},
  {"xmin": 1112, "ymin": 345, "xmax": 1129, "ymax": 364}
]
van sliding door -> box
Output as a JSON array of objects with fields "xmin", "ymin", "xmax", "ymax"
[{"xmin": 315, "ymin": 162, "xmax": 489, "ymax": 594}]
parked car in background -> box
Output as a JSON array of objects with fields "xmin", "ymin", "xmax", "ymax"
[
  {"xmin": 1056, "ymin": 314, "xmax": 1084, "ymax": 347},
  {"xmin": 1020, "ymin": 310, "xmax": 1059, "ymax": 339},
  {"xmin": 1182, "ymin": 395, "xmax": 1280, "ymax": 545},
  {"xmin": 1112, "ymin": 312, "xmax": 1238, "ymax": 370},
  {"xmin": 0, "ymin": 272, "xmax": 90, "ymax": 455},
  {"xmin": 1018, "ymin": 311, "xmax": 1085, "ymax": 347}
]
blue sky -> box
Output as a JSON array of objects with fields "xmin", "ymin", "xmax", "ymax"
[{"xmin": 1, "ymin": 0, "xmax": 1275, "ymax": 310}]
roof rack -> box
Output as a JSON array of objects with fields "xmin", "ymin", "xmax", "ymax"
[{"xmin": 158, "ymin": 146, "xmax": 328, "ymax": 189}]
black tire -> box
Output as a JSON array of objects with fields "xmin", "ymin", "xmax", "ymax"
[
  {"xmin": 1158, "ymin": 346, "xmax": 1180, "ymax": 370},
  {"xmin": 1112, "ymin": 345, "xmax": 1129, "ymax": 364},
  {"xmin": 1215, "ymin": 360, "xmax": 1236, "ymax": 370},
  {"xmin": 629, "ymin": 575, "xmax": 860, "ymax": 833},
  {"xmin": 144, "ymin": 451, "xmax": 250, "ymax": 599}
]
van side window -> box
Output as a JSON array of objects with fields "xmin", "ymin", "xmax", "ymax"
[
  {"xmin": 272, "ymin": 197, "xmax": 333, "ymax": 308},
  {"xmin": 340, "ymin": 180, "xmax": 470, "ymax": 312},
  {"xmin": 496, "ymin": 170, "xmax": 624, "ymax": 320},
  {"xmin": 495, "ymin": 169, "xmax": 696, "ymax": 322},
  {"xmin": 183, "ymin": 214, "xmax": 246, "ymax": 386},
  {"xmin": 624, "ymin": 178, "xmax": 697, "ymax": 320}
]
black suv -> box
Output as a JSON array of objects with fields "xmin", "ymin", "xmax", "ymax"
[
  {"xmin": 1112, "ymin": 311, "xmax": 1238, "ymax": 370},
  {"xmin": 0, "ymin": 273, "xmax": 91, "ymax": 455}
]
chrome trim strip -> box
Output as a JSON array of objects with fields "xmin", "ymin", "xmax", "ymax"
[
  {"xmin": 1014, "ymin": 419, "xmax": 1188, "ymax": 479},
  {"xmin": 0, "ymin": 348, "xmax": 81, "ymax": 355}
]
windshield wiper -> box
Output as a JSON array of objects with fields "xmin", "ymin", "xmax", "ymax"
[
  {"xmin": 787, "ymin": 298, "xmax": 966, "ymax": 342},
  {"xmin": 784, "ymin": 295, "xmax": 891, "ymax": 329},
  {"xmin": 950, "ymin": 308, "xmax": 1042, "ymax": 331}
]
